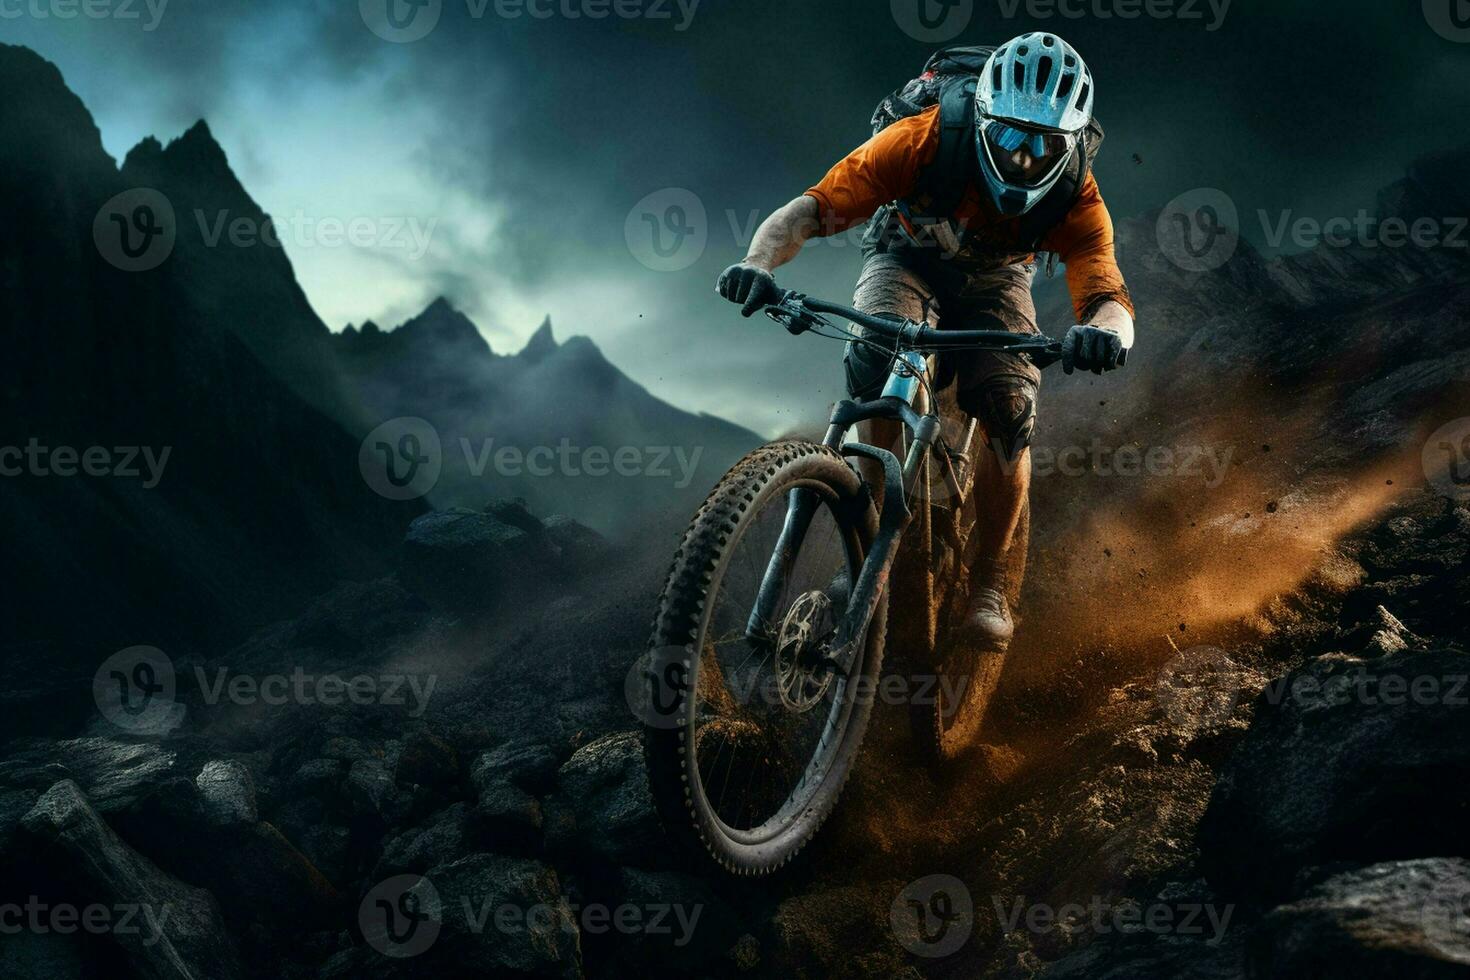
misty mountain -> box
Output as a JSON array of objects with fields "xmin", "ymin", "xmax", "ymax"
[
  {"xmin": 0, "ymin": 44, "xmax": 422, "ymax": 669},
  {"xmin": 331, "ymin": 300, "xmax": 762, "ymax": 534}
]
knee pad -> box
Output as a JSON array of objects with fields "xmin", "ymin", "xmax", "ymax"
[{"xmin": 969, "ymin": 375, "xmax": 1038, "ymax": 462}]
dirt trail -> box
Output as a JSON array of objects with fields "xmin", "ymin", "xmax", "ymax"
[{"xmin": 749, "ymin": 458, "xmax": 1458, "ymax": 978}]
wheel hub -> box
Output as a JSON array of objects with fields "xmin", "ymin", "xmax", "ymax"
[{"xmin": 774, "ymin": 590, "xmax": 836, "ymax": 711}]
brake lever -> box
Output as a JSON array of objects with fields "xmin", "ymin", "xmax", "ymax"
[{"xmin": 763, "ymin": 291, "xmax": 825, "ymax": 336}]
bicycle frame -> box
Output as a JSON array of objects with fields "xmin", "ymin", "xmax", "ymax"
[{"xmin": 745, "ymin": 351, "xmax": 948, "ymax": 677}]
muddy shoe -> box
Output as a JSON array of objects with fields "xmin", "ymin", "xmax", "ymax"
[{"xmin": 964, "ymin": 586, "xmax": 1014, "ymax": 649}]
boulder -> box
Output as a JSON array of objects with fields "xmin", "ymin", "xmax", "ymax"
[
  {"xmin": 417, "ymin": 852, "xmax": 582, "ymax": 977},
  {"xmin": 347, "ymin": 757, "xmax": 406, "ymax": 825},
  {"xmin": 471, "ymin": 741, "xmax": 562, "ymax": 797},
  {"xmin": 398, "ymin": 508, "xmax": 554, "ymax": 614},
  {"xmin": 1247, "ymin": 859, "xmax": 1470, "ymax": 979},
  {"xmin": 0, "ymin": 737, "xmax": 179, "ymax": 814},
  {"xmin": 196, "ymin": 759, "xmax": 258, "ymax": 827},
  {"xmin": 394, "ymin": 730, "xmax": 460, "ymax": 788},
  {"xmin": 543, "ymin": 732, "xmax": 663, "ymax": 866},
  {"xmin": 475, "ymin": 778, "xmax": 543, "ymax": 849},
  {"xmin": 375, "ymin": 803, "xmax": 474, "ymax": 878},
  {"xmin": 1200, "ymin": 648, "xmax": 1470, "ymax": 903},
  {"xmin": 19, "ymin": 780, "xmax": 247, "ymax": 980}
]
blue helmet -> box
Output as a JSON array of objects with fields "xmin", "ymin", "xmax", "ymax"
[{"xmin": 975, "ymin": 33, "xmax": 1095, "ymax": 216}]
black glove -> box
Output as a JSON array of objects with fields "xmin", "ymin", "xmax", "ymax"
[
  {"xmin": 1061, "ymin": 325, "xmax": 1128, "ymax": 376},
  {"xmin": 716, "ymin": 263, "xmax": 780, "ymax": 318}
]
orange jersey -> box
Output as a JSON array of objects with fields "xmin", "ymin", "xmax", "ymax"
[{"xmin": 805, "ymin": 104, "xmax": 1134, "ymax": 322}]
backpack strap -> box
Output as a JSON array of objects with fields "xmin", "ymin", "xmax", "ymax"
[{"xmin": 906, "ymin": 76, "xmax": 977, "ymax": 221}]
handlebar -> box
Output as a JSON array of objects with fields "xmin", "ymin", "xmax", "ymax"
[{"xmin": 762, "ymin": 290, "xmax": 1065, "ymax": 368}]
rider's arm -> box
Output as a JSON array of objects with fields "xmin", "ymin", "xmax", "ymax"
[
  {"xmin": 1042, "ymin": 173, "xmax": 1136, "ymax": 348},
  {"xmin": 744, "ymin": 112, "xmax": 936, "ymax": 271},
  {"xmin": 741, "ymin": 195, "xmax": 823, "ymax": 272}
]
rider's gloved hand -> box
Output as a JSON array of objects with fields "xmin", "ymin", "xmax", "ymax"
[
  {"xmin": 716, "ymin": 262, "xmax": 780, "ymax": 318},
  {"xmin": 1061, "ymin": 324, "xmax": 1128, "ymax": 376}
]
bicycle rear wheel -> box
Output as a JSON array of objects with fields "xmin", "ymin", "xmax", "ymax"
[{"xmin": 642, "ymin": 441, "xmax": 885, "ymax": 875}]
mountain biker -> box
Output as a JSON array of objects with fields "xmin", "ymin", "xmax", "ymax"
[{"xmin": 716, "ymin": 33, "xmax": 1134, "ymax": 650}]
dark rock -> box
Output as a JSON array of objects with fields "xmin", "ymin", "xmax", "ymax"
[
  {"xmin": 398, "ymin": 509, "xmax": 554, "ymax": 614},
  {"xmin": 416, "ymin": 852, "xmax": 582, "ymax": 977},
  {"xmin": 0, "ymin": 738, "xmax": 179, "ymax": 814},
  {"xmin": 203, "ymin": 822, "xmax": 341, "ymax": 932},
  {"xmin": 196, "ymin": 759, "xmax": 258, "ymax": 827},
  {"xmin": 289, "ymin": 757, "xmax": 346, "ymax": 794},
  {"xmin": 19, "ymin": 780, "xmax": 247, "ymax": 980},
  {"xmin": 1247, "ymin": 859, "xmax": 1470, "ymax": 979},
  {"xmin": 598, "ymin": 868, "xmax": 744, "ymax": 974},
  {"xmin": 1200, "ymin": 649, "xmax": 1470, "ymax": 903},
  {"xmin": 347, "ymin": 757, "xmax": 404, "ymax": 825},
  {"xmin": 543, "ymin": 732, "xmax": 664, "ymax": 867},
  {"xmin": 471, "ymin": 741, "xmax": 562, "ymax": 796},
  {"xmin": 393, "ymin": 730, "xmax": 460, "ymax": 788},
  {"xmin": 321, "ymin": 738, "xmax": 373, "ymax": 763},
  {"xmin": 474, "ymin": 778, "xmax": 543, "ymax": 849},
  {"xmin": 375, "ymin": 803, "xmax": 473, "ymax": 878},
  {"xmin": 288, "ymin": 578, "xmax": 429, "ymax": 654},
  {"xmin": 298, "ymin": 824, "xmax": 353, "ymax": 886},
  {"xmin": 0, "ymin": 786, "xmax": 40, "ymax": 859}
]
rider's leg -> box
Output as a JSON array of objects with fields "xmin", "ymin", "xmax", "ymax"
[
  {"xmin": 948, "ymin": 264, "xmax": 1043, "ymax": 647},
  {"xmin": 843, "ymin": 255, "xmax": 941, "ymax": 508}
]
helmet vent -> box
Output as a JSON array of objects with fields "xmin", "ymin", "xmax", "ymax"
[
  {"xmin": 1076, "ymin": 80, "xmax": 1091, "ymax": 109},
  {"xmin": 1041, "ymin": 35, "xmax": 1056, "ymax": 46},
  {"xmin": 1064, "ymin": 54, "xmax": 1076, "ymax": 67},
  {"xmin": 1014, "ymin": 61, "xmax": 1026, "ymax": 89},
  {"xmin": 992, "ymin": 61, "xmax": 1005, "ymax": 91},
  {"xmin": 1057, "ymin": 72, "xmax": 1075, "ymax": 100},
  {"xmin": 1036, "ymin": 56, "xmax": 1053, "ymax": 92}
]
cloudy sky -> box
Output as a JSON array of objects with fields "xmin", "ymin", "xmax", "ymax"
[{"xmin": 6, "ymin": 0, "xmax": 1468, "ymax": 433}]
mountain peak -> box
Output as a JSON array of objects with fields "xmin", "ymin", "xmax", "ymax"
[
  {"xmin": 400, "ymin": 297, "xmax": 493, "ymax": 355},
  {"xmin": 520, "ymin": 316, "xmax": 557, "ymax": 362}
]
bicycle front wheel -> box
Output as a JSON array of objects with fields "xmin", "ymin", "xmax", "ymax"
[{"xmin": 642, "ymin": 441, "xmax": 886, "ymax": 876}]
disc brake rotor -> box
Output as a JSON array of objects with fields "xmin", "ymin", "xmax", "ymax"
[{"xmin": 774, "ymin": 589, "xmax": 836, "ymax": 712}]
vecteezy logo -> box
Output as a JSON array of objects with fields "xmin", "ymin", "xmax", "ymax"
[
  {"xmin": 1425, "ymin": 0, "xmax": 1470, "ymax": 42},
  {"xmin": 360, "ymin": 875, "xmax": 442, "ymax": 958},
  {"xmin": 624, "ymin": 188, "xmax": 707, "ymax": 272},
  {"xmin": 1156, "ymin": 188, "xmax": 1240, "ymax": 273},
  {"xmin": 93, "ymin": 189, "xmax": 176, "ymax": 272},
  {"xmin": 359, "ymin": 417, "xmax": 442, "ymax": 501},
  {"xmin": 1155, "ymin": 645, "xmax": 1241, "ymax": 733},
  {"xmin": 360, "ymin": 0, "xmax": 442, "ymax": 42},
  {"xmin": 1423, "ymin": 418, "xmax": 1470, "ymax": 501},
  {"xmin": 891, "ymin": 0, "xmax": 973, "ymax": 43},
  {"xmin": 93, "ymin": 646, "xmax": 183, "ymax": 734},
  {"xmin": 890, "ymin": 874, "xmax": 973, "ymax": 958},
  {"xmin": 624, "ymin": 647, "xmax": 691, "ymax": 729}
]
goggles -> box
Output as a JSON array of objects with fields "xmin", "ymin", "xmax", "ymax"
[{"xmin": 980, "ymin": 118, "xmax": 1076, "ymax": 188}]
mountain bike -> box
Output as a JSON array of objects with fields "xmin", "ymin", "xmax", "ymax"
[{"xmin": 640, "ymin": 286, "xmax": 1063, "ymax": 875}]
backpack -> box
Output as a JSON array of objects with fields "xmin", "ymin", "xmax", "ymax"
[{"xmin": 869, "ymin": 45, "xmax": 1105, "ymax": 258}]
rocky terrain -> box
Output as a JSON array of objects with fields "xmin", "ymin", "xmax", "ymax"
[{"xmin": 2, "ymin": 484, "xmax": 1465, "ymax": 978}]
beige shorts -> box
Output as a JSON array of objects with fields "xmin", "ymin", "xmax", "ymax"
[{"xmin": 843, "ymin": 254, "xmax": 1042, "ymax": 419}]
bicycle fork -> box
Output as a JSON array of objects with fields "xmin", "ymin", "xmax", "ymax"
[{"xmin": 745, "ymin": 354, "xmax": 938, "ymax": 676}]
